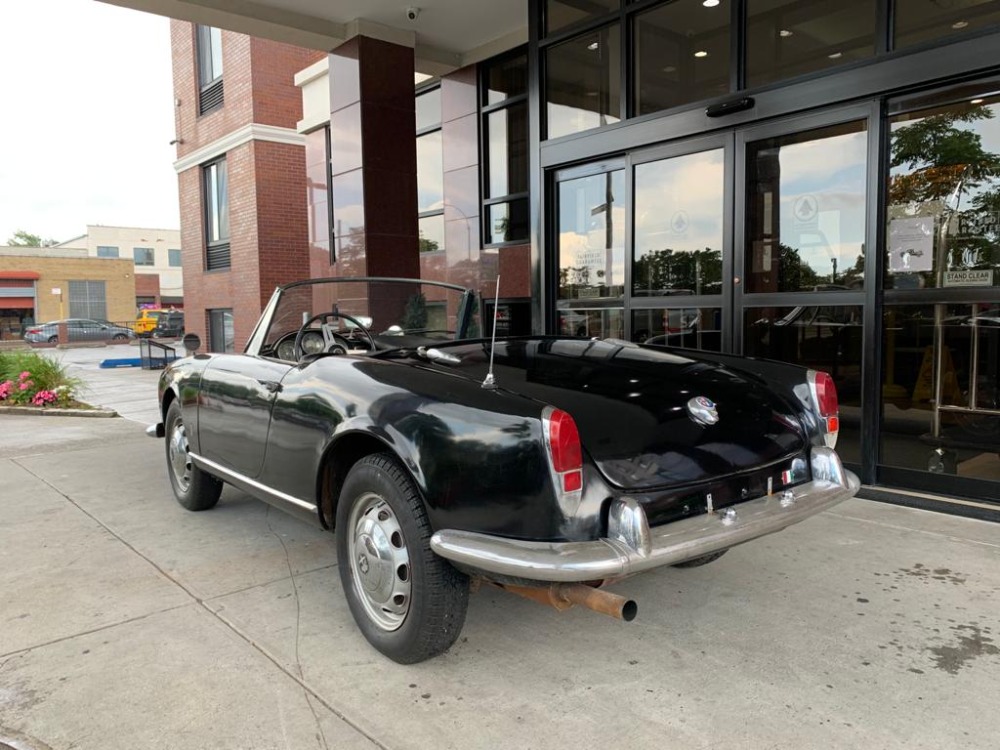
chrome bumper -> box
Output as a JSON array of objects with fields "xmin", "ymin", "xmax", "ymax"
[{"xmin": 430, "ymin": 447, "xmax": 859, "ymax": 583}]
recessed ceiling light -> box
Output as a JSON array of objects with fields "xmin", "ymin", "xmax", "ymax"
[
  {"xmin": 828, "ymin": 52, "xmax": 843, "ymax": 59},
  {"xmin": 587, "ymin": 41, "xmax": 599, "ymax": 51},
  {"xmin": 971, "ymin": 98, "xmax": 985, "ymax": 104},
  {"xmin": 694, "ymin": 50, "xmax": 709, "ymax": 58},
  {"xmin": 703, "ymin": 0, "xmax": 720, "ymax": 7},
  {"xmin": 779, "ymin": 29, "xmax": 793, "ymax": 37},
  {"xmin": 952, "ymin": 20, "xmax": 969, "ymax": 29},
  {"xmin": 662, "ymin": 65, "xmax": 677, "ymax": 73}
]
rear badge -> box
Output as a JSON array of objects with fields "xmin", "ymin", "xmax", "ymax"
[{"xmin": 687, "ymin": 396, "xmax": 719, "ymax": 426}]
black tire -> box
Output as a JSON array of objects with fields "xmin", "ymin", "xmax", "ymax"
[
  {"xmin": 47, "ymin": 335, "xmax": 58, "ymax": 344},
  {"xmin": 112, "ymin": 333, "xmax": 128, "ymax": 341},
  {"xmin": 165, "ymin": 400, "xmax": 222, "ymax": 511},
  {"xmin": 673, "ymin": 549, "xmax": 728, "ymax": 568},
  {"xmin": 336, "ymin": 453, "xmax": 469, "ymax": 664}
]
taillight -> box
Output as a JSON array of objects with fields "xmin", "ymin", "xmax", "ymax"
[
  {"xmin": 26, "ymin": 328, "xmax": 40, "ymax": 334},
  {"xmin": 808, "ymin": 370, "xmax": 839, "ymax": 448},
  {"xmin": 543, "ymin": 407, "xmax": 583, "ymax": 494}
]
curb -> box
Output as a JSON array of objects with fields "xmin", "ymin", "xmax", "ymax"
[{"xmin": 0, "ymin": 406, "xmax": 119, "ymax": 418}]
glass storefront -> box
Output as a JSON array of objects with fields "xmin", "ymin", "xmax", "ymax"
[{"xmin": 534, "ymin": 0, "xmax": 1000, "ymax": 507}]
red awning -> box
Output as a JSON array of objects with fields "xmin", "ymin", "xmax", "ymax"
[
  {"xmin": 0, "ymin": 297, "xmax": 35, "ymax": 309},
  {"xmin": 0, "ymin": 271, "xmax": 40, "ymax": 280}
]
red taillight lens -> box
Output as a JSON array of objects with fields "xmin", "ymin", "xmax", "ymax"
[
  {"xmin": 27, "ymin": 328, "xmax": 40, "ymax": 334},
  {"xmin": 813, "ymin": 371, "xmax": 838, "ymax": 417},
  {"xmin": 809, "ymin": 370, "xmax": 840, "ymax": 448},
  {"xmin": 544, "ymin": 407, "xmax": 583, "ymax": 494}
]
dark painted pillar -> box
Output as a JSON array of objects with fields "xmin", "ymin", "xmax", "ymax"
[{"xmin": 328, "ymin": 36, "xmax": 419, "ymax": 279}]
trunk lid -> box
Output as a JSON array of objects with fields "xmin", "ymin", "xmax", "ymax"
[{"xmin": 435, "ymin": 338, "xmax": 808, "ymax": 491}]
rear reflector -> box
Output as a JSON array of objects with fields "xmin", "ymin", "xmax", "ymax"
[{"xmin": 808, "ymin": 370, "xmax": 840, "ymax": 449}]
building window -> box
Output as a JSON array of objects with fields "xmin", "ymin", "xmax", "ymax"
[
  {"xmin": 196, "ymin": 25, "xmax": 224, "ymax": 115},
  {"xmin": 203, "ymin": 157, "xmax": 230, "ymax": 270},
  {"xmin": 168, "ymin": 248, "xmax": 182, "ymax": 267},
  {"xmin": 545, "ymin": 23, "xmax": 622, "ymax": 139},
  {"xmin": 481, "ymin": 50, "xmax": 529, "ymax": 246},
  {"xmin": 417, "ymin": 85, "xmax": 444, "ymax": 254},
  {"xmin": 96, "ymin": 245, "xmax": 119, "ymax": 258},
  {"xmin": 208, "ymin": 308, "xmax": 235, "ymax": 353},
  {"xmin": 68, "ymin": 280, "xmax": 107, "ymax": 320},
  {"xmin": 133, "ymin": 247, "xmax": 155, "ymax": 266}
]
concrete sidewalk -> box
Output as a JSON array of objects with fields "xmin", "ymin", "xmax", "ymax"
[{"xmin": 1, "ymin": 361, "xmax": 998, "ymax": 749}]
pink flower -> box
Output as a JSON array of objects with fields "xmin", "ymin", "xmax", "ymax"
[
  {"xmin": 32, "ymin": 390, "xmax": 58, "ymax": 406},
  {"xmin": 19, "ymin": 381, "xmax": 33, "ymax": 391},
  {"xmin": 0, "ymin": 380, "xmax": 12, "ymax": 400},
  {"xmin": 19, "ymin": 371, "xmax": 31, "ymax": 380}
]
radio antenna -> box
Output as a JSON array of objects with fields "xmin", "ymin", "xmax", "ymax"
[{"xmin": 481, "ymin": 276, "xmax": 500, "ymax": 390}]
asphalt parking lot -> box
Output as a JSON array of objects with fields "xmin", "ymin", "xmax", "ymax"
[{"xmin": 1, "ymin": 346, "xmax": 998, "ymax": 749}]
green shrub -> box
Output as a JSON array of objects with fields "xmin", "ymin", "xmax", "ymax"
[{"xmin": 0, "ymin": 351, "xmax": 81, "ymax": 407}]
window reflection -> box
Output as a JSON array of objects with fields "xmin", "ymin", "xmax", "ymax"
[
  {"xmin": 633, "ymin": 307, "xmax": 722, "ymax": 351},
  {"xmin": 882, "ymin": 303, "xmax": 1000, "ymax": 479},
  {"xmin": 886, "ymin": 94, "xmax": 1000, "ymax": 290},
  {"xmin": 558, "ymin": 170, "xmax": 626, "ymax": 300},
  {"xmin": 546, "ymin": 25, "xmax": 621, "ymax": 139},
  {"xmin": 417, "ymin": 130, "xmax": 443, "ymax": 213},
  {"xmin": 545, "ymin": 0, "xmax": 618, "ymax": 36},
  {"xmin": 745, "ymin": 305, "xmax": 863, "ymax": 463},
  {"xmin": 634, "ymin": 149, "xmax": 724, "ymax": 296},
  {"xmin": 746, "ymin": 0, "xmax": 876, "ymax": 89},
  {"xmin": 745, "ymin": 121, "xmax": 867, "ymax": 293},
  {"xmin": 557, "ymin": 308, "xmax": 624, "ymax": 339}
]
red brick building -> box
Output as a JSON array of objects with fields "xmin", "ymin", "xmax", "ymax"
[{"xmin": 170, "ymin": 23, "xmax": 323, "ymax": 351}]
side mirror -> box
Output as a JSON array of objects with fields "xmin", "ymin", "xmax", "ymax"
[{"xmin": 182, "ymin": 333, "xmax": 201, "ymax": 354}]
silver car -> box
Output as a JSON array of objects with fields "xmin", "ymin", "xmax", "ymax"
[{"xmin": 23, "ymin": 319, "xmax": 136, "ymax": 344}]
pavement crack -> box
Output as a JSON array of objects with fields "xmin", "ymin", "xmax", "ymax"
[
  {"xmin": 266, "ymin": 505, "xmax": 330, "ymax": 750},
  {"xmin": 10, "ymin": 458, "xmax": 387, "ymax": 750}
]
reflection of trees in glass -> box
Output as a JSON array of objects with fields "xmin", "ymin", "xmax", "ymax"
[
  {"xmin": 558, "ymin": 266, "xmax": 591, "ymax": 298},
  {"xmin": 633, "ymin": 248, "xmax": 721, "ymax": 294},
  {"xmin": 402, "ymin": 292, "xmax": 428, "ymax": 330},
  {"xmin": 776, "ymin": 244, "xmax": 820, "ymax": 290},
  {"xmin": 418, "ymin": 231, "xmax": 441, "ymax": 253},
  {"xmin": 890, "ymin": 106, "xmax": 1000, "ymax": 270}
]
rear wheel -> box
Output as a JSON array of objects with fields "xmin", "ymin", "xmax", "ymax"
[
  {"xmin": 673, "ymin": 549, "xmax": 728, "ymax": 568},
  {"xmin": 112, "ymin": 333, "xmax": 129, "ymax": 341},
  {"xmin": 47, "ymin": 335, "xmax": 58, "ymax": 344},
  {"xmin": 336, "ymin": 453, "xmax": 469, "ymax": 663},
  {"xmin": 165, "ymin": 400, "xmax": 222, "ymax": 511}
]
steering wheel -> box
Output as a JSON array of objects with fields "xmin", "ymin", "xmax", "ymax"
[{"xmin": 293, "ymin": 311, "xmax": 377, "ymax": 360}]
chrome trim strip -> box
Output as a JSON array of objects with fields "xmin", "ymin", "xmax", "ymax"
[
  {"xmin": 431, "ymin": 450, "xmax": 859, "ymax": 583},
  {"xmin": 190, "ymin": 452, "xmax": 318, "ymax": 512}
]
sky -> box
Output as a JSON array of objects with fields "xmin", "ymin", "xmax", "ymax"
[{"xmin": 0, "ymin": 0, "xmax": 178, "ymax": 245}]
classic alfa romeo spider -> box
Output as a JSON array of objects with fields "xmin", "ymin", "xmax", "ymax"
[{"xmin": 149, "ymin": 277, "xmax": 858, "ymax": 663}]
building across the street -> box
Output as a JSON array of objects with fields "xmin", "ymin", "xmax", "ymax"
[
  {"xmin": 139, "ymin": 0, "xmax": 1000, "ymax": 514},
  {"xmin": 55, "ymin": 225, "xmax": 184, "ymax": 309},
  {"xmin": 0, "ymin": 246, "xmax": 136, "ymax": 337}
]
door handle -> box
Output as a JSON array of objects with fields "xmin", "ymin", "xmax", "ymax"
[{"xmin": 257, "ymin": 379, "xmax": 282, "ymax": 394}]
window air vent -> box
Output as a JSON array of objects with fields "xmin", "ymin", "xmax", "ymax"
[
  {"xmin": 206, "ymin": 242, "xmax": 231, "ymax": 271},
  {"xmin": 199, "ymin": 79, "xmax": 224, "ymax": 115}
]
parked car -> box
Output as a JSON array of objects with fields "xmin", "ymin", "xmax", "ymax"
[
  {"xmin": 134, "ymin": 308, "xmax": 167, "ymax": 337},
  {"xmin": 24, "ymin": 318, "xmax": 136, "ymax": 344},
  {"xmin": 148, "ymin": 277, "xmax": 858, "ymax": 663},
  {"xmin": 152, "ymin": 311, "xmax": 185, "ymax": 338}
]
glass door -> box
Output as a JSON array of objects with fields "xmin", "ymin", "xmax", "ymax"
[
  {"xmin": 736, "ymin": 105, "xmax": 876, "ymax": 469},
  {"xmin": 630, "ymin": 134, "xmax": 733, "ymax": 352}
]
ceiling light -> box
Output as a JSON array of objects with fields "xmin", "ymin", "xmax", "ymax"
[
  {"xmin": 587, "ymin": 41, "xmax": 599, "ymax": 51},
  {"xmin": 694, "ymin": 50, "xmax": 709, "ymax": 58},
  {"xmin": 971, "ymin": 98, "xmax": 985, "ymax": 104},
  {"xmin": 703, "ymin": 0, "xmax": 720, "ymax": 6},
  {"xmin": 828, "ymin": 52, "xmax": 843, "ymax": 59},
  {"xmin": 952, "ymin": 20, "xmax": 969, "ymax": 29},
  {"xmin": 662, "ymin": 65, "xmax": 677, "ymax": 73},
  {"xmin": 779, "ymin": 29, "xmax": 793, "ymax": 37}
]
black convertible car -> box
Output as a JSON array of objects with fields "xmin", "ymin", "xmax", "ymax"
[{"xmin": 149, "ymin": 277, "xmax": 858, "ymax": 663}]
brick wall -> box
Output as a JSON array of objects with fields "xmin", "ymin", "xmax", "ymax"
[{"xmin": 0, "ymin": 256, "xmax": 135, "ymax": 322}]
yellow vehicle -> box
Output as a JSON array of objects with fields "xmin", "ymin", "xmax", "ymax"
[{"xmin": 134, "ymin": 308, "xmax": 167, "ymax": 336}]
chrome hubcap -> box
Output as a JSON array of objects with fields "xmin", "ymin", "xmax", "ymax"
[
  {"xmin": 168, "ymin": 419, "xmax": 192, "ymax": 491},
  {"xmin": 347, "ymin": 492, "xmax": 410, "ymax": 631}
]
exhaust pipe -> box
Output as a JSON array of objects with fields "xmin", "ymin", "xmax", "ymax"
[{"xmin": 498, "ymin": 582, "xmax": 637, "ymax": 622}]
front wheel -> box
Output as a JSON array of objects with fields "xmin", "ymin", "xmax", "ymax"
[
  {"xmin": 165, "ymin": 400, "xmax": 222, "ymax": 511},
  {"xmin": 336, "ymin": 453, "xmax": 469, "ymax": 663}
]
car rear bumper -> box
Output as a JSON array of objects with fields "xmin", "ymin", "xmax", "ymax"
[{"xmin": 430, "ymin": 446, "xmax": 859, "ymax": 583}]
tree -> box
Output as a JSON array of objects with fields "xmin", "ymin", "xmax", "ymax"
[{"xmin": 6, "ymin": 230, "xmax": 57, "ymax": 247}]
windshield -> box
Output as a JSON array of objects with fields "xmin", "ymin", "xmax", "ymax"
[{"xmin": 256, "ymin": 277, "xmax": 482, "ymax": 360}]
